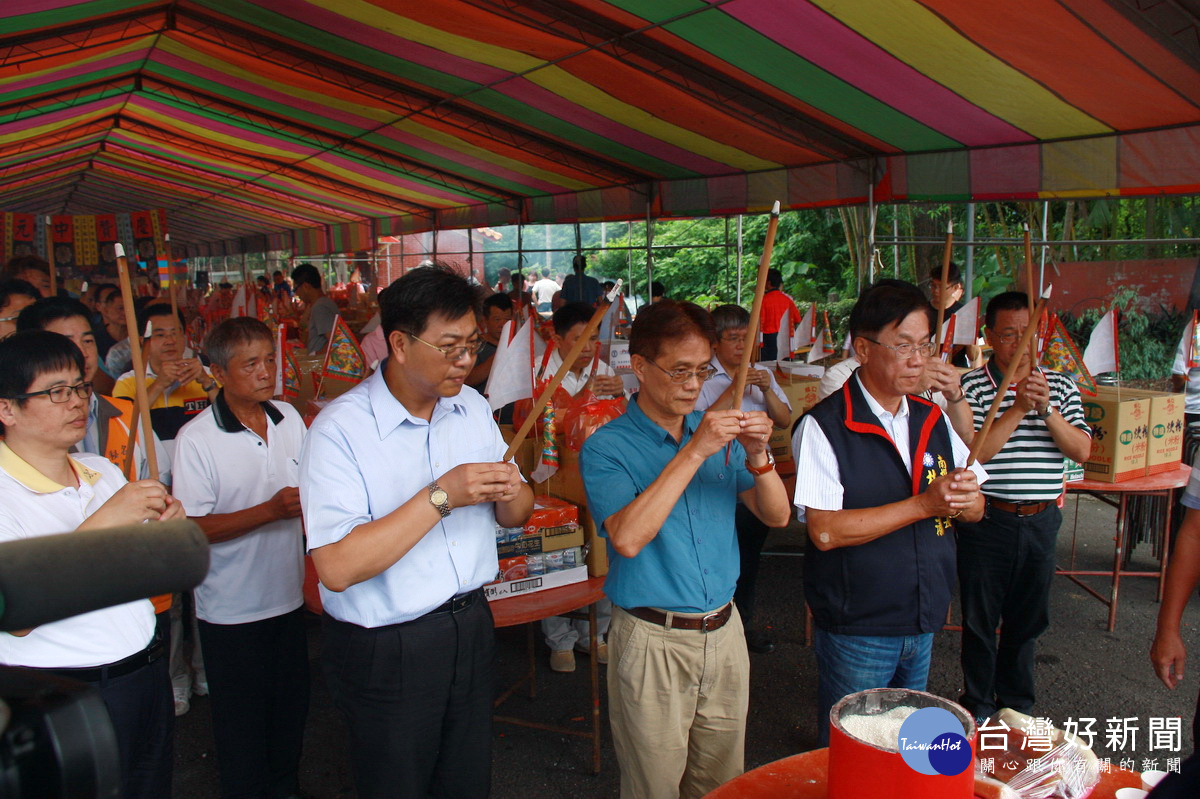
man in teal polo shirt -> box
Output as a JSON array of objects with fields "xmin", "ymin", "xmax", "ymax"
[{"xmin": 581, "ymin": 300, "xmax": 791, "ymax": 799}]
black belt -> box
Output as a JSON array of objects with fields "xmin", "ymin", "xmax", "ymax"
[
  {"xmin": 427, "ymin": 587, "xmax": 482, "ymax": 616},
  {"xmin": 988, "ymin": 498, "xmax": 1052, "ymax": 516},
  {"xmin": 47, "ymin": 633, "xmax": 165, "ymax": 682}
]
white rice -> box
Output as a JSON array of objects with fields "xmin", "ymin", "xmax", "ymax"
[{"xmin": 839, "ymin": 706, "xmax": 920, "ymax": 751}]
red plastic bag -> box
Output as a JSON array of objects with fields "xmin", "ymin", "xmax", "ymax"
[{"xmin": 564, "ymin": 396, "xmax": 627, "ymax": 452}]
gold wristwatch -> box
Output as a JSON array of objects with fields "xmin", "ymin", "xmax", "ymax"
[{"xmin": 428, "ymin": 481, "xmax": 452, "ymax": 518}]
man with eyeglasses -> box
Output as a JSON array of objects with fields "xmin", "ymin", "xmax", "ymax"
[
  {"xmin": 300, "ymin": 265, "xmax": 533, "ymax": 798},
  {"xmin": 0, "ymin": 329, "xmax": 183, "ymax": 799},
  {"xmin": 697, "ymin": 304, "xmax": 792, "ymax": 656},
  {"xmin": 17, "ymin": 297, "xmax": 170, "ymax": 485},
  {"xmin": 581, "ymin": 300, "xmax": 791, "ymax": 798},
  {"xmin": 957, "ymin": 291, "xmax": 1092, "ymax": 725},
  {"xmin": 792, "ymin": 283, "xmax": 987, "ymax": 745}
]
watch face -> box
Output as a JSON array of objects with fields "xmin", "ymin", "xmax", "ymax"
[{"xmin": 431, "ymin": 488, "xmax": 449, "ymax": 506}]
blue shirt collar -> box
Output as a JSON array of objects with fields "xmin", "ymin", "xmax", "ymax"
[
  {"xmin": 366, "ymin": 367, "xmax": 469, "ymax": 440},
  {"xmin": 625, "ymin": 392, "xmax": 700, "ymax": 446}
]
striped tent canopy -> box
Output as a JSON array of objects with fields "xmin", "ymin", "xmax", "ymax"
[{"xmin": 5, "ymin": 0, "xmax": 1200, "ymax": 256}]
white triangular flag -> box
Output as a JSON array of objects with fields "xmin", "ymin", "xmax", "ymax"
[
  {"xmin": 775, "ymin": 325, "xmax": 790, "ymax": 362},
  {"xmin": 230, "ymin": 283, "xmax": 248, "ymax": 317},
  {"xmin": 952, "ymin": 297, "xmax": 981, "ymax": 346},
  {"xmin": 791, "ymin": 303, "xmax": 815, "ymax": 351},
  {"xmin": 1083, "ymin": 306, "xmax": 1119, "ymax": 375},
  {"xmin": 485, "ymin": 317, "xmax": 546, "ymax": 411},
  {"xmin": 807, "ymin": 329, "xmax": 828, "ymax": 364}
]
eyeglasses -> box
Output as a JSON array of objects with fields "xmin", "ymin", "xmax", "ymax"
[
  {"xmin": 6, "ymin": 381, "xmax": 93, "ymax": 403},
  {"xmin": 862, "ymin": 337, "xmax": 937, "ymax": 359},
  {"xmin": 645, "ymin": 359, "xmax": 718, "ymax": 384},
  {"xmin": 991, "ymin": 330, "xmax": 1025, "ymax": 344},
  {"xmin": 407, "ymin": 332, "xmax": 483, "ymax": 361},
  {"xmin": 718, "ymin": 332, "xmax": 745, "ymax": 343}
]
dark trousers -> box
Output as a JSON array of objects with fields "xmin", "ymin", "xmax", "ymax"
[
  {"xmin": 760, "ymin": 337, "xmax": 779, "ymax": 362},
  {"xmin": 321, "ymin": 591, "xmax": 495, "ymax": 799},
  {"xmin": 957, "ymin": 503, "xmax": 1061, "ymax": 720},
  {"xmin": 734, "ymin": 502, "xmax": 769, "ymax": 629},
  {"xmin": 197, "ymin": 607, "xmax": 310, "ymax": 799},
  {"xmin": 47, "ymin": 647, "xmax": 175, "ymax": 799}
]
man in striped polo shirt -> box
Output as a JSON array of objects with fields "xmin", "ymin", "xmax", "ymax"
[{"xmin": 958, "ymin": 291, "xmax": 1092, "ymax": 723}]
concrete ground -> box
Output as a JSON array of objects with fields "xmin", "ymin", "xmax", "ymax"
[{"xmin": 173, "ymin": 493, "xmax": 1200, "ymax": 797}]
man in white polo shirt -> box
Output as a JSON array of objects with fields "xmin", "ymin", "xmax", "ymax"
[
  {"xmin": 172, "ymin": 317, "xmax": 309, "ymax": 799},
  {"xmin": 301, "ymin": 265, "xmax": 533, "ymax": 798},
  {"xmin": 0, "ymin": 329, "xmax": 183, "ymax": 799},
  {"xmin": 697, "ymin": 303, "xmax": 792, "ymax": 655}
]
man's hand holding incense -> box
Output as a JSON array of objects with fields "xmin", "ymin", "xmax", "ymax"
[
  {"xmin": 440, "ymin": 462, "xmax": 520, "ymax": 508},
  {"xmin": 686, "ymin": 409, "xmax": 746, "ymax": 459},
  {"xmin": 919, "ymin": 470, "xmax": 980, "ymax": 519},
  {"xmin": 80, "ymin": 479, "xmax": 172, "ymax": 529},
  {"xmin": 1016, "ymin": 369, "xmax": 1051, "ymax": 415},
  {"xmin": 734, "ymin": 410, "xmax": 773, "ymax": 457}
]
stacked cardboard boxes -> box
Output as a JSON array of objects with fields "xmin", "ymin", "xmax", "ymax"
[{"xmin": 486, "ymin": 495, "xmax": 588, "ymax": 600}]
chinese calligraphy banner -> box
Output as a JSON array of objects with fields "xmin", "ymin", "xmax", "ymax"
[{"xmin": 2, "ymin": 209, "xmax": 169, "ymax": 276}]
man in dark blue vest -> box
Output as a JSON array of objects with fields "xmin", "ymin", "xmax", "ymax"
[{"xmin": 791, "ymin": 283, "xmax": 987, "ymax": 745}]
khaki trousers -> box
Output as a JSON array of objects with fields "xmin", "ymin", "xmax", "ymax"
[{"xmin": 607, "ymin": 605, "xmax": 750, "ymax": 799}]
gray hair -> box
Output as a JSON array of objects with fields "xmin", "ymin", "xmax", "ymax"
[
  {"xmin": 205, "ymin": 317, "xmax": 274, "ymax": 370},
  {"xmin": 710, "ymin": 304, "xmax": 750, "ymax": 336}
]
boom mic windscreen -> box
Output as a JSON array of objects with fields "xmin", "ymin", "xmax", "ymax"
[{"xmin": 0, "ymin": 520, "xmax": 209, "ymax": 632}]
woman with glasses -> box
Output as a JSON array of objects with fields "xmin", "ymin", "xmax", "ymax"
[{"xmin": 0, "ymin": 329, "xmax": 184, "ymax": 799}]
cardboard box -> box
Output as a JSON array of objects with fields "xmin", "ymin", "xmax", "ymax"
[
  {"xmin": 1082, "ymin": 390, "xmax": 1150, "ymax": 482},
  {"xmin": 768, "ymin": 427, "xmax": 795, "ymax": 478},
  {"xmin": 499, "ymin": 423, "xmax": 538, "ymax": 477},
  {"xmin": 519, "ymin": 495, "xmax": 583, "ymax": 552},
  {"xmin": 1064, "ymin": 459, "xmax": 1085, "ymax": 483},
  {"xmin": 485, "ymin": 565, "xmax": 588, "ymax": 601},
  {"xmin": 777, "ymin": 374, "xmax": 823, "ymax": 425},
  {"xmin": 1109, "ymin": 388, "xmax": 1184, "ymax": 475}
]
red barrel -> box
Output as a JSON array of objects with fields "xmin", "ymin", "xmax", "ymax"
[{"xmin": 828, "ymin": 688, "xmax": 977, "ymax": 799}]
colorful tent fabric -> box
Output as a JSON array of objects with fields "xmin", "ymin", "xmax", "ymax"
[{"xmin": 4, "ymin": 1, "xmax": 1200, "ymax": 256}]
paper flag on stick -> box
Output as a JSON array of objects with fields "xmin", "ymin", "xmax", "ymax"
[
  {"xmin": 791, "ymin": 303, "xmax": 816, "ymax": 351},
  {"xmin": 319, "ymin": 315, "xmax": 366, "ymax": 389},
  {"xmin": 940, "ymin": 316, "xmax": 956, "ymax": 358},
  {"xmin": 806, "ymin": 328, "xmax": 829, "ymax": 364},
  {"xmin": 1041, "ymin": 313, "xmax": 1097, "ymax": 395},
  {"xmin": 1083, "ymin": 305, "xmax": 1120, "ymax": 376},
  {"xmin": 485, "ymin": 317, "xmax": 546, "ymax": 412},
  {"xmin": 952, "ymin": 297, "xmax": 981, "ymax": 346},
  {"xmin": 274, "ymin": 325, "xmax": 285, "ymax": 398},
  {"xmin": 230, "ymin": 283, "xmax": 248, "ymax": 317}
]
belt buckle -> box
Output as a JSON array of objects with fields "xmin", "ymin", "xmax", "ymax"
[{"xmin": 700, "ymin": 609, "xmax": 722, "ymax": 633}]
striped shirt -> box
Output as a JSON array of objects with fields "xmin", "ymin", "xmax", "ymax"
[{"xmin": 961, "ymin": 361, "xmax": 1090, "ymax": 502}]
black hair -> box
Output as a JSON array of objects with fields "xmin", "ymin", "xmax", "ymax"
[
  {"xmin": 2, "ymin": 255, "xmax": 50, "ymax": 281},
  {"xmin": 629, "ymin": 300, "xmax": 715, "ymax": 361},
  {"xmin": 272, "ymin": 270, "xmax": 284, "ymax": 279},
  {"xmin": 0, "ymin": 330, "xmax": 85, "ymax": 433},
  {"xmin": 541, "ymin": 267, "xmax": 551, "ymax": 278},
  {"xmin": 0, "ymin": 279, "xmax": 40, "ymax": 312},
  {"xmin": 256, "ymin": 275, "xmax": 269, "ymax": 285},
  {"xmin": 710, "ymin": 304, "xmax": 750, "ymax": 335},
  {"xmin": 135, "ymin": 302, "xmax": 183, "ymax": 339},
  {"xmin": 552, "ymin": 302, "xmax": 594, "ymax": 336},
  {"xmin": 651, "ymin": 281, "xmax": 666, "ymax": 299},
  {"xmin": 205, "ymin": 317, "xmax": 274, "ymax": 370},
  {"xmin": 291, "ymin": 262, "xmax": 322, "ymax": 290},
  {"xmin": 93, "ymin": 283, "xmax": 119, "ymax": 303},
  {"xmin": 927, "ymin": 262, "xmax": 963, "ymax": 286},
  {"xmin": 985, "ymin": 291, "xmax": 1030, "ymax": 330},
  {"xmin": 482, "ymin": 292, "xmax": 513, "ymax": 314},
  {"xmin": 848, "ymin": 283, "xmax": 935, "ymax": 339},
  {"xmin": 16, "ymin": 296, "xmax": 92, "ymax": 332},
  {"xmin": 766, "ymin": 268, "xmax": 783, "ymax": 288},
  {"xmin": 379, "ymin": 264, "xmax": 481, "ymax": 349},
  {"xmin": 602, "ymin": 280, "xmax": 615, "ymax": 292}
]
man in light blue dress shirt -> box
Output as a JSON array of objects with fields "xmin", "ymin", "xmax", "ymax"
[{"xmin": 300, "ymin": 265, "xmax": 533, "ymax": 799}]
